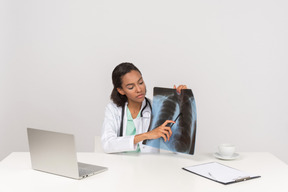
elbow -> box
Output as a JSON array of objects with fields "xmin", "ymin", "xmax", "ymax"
[{"xmin": 101, "ymin": 137, "xmax": 115, "ymax": 154}]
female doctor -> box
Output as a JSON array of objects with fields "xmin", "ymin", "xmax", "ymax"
[{"xmin": 101, "ymin": 62, "xmax": 187, "ymax": 153}]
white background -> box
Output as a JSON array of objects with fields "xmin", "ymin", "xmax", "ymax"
[{"xmin": 1, "ymin": 0, "xmax": 287, "ymax": 163}]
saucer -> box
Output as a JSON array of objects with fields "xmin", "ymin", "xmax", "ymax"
[{"xmin": 214, "ymin": 152, "xmax": 239, "ymax": 160}]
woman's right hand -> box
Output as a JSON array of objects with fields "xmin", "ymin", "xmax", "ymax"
[{"xmin": 146, "ymin": 120, "xmax": 175, "ymax": 142}]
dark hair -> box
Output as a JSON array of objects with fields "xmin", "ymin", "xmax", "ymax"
[{"xmin": 111, "ymin": 62, "xmax": 142, "ymax": 107}]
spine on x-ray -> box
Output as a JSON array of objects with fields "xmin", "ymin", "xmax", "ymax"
[{"xmin": 173, "ymin": 92, "xmax": 192, "ymax": 152}]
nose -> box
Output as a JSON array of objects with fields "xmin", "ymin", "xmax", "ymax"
[{"xmin": 135, "ymin": 85, "xmax": 141, "ymax": 92}]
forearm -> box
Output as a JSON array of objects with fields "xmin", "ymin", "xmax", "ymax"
[
  {"xmin": 134, "ymin": 132, "xmax": 149, "ymax": 145},
  {"xmin": 134, "ymin": 119, "xmax": 175, "ymax": 145}
]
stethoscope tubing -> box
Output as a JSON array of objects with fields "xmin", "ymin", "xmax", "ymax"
[{"xmin": 119, "ymin": 98, "xmax": 151, "ymax": 136}]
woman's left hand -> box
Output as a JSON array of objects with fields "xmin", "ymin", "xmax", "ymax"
[{"xmin": 173, "ymin": 85, "xmax": 187, "ymax": 93}]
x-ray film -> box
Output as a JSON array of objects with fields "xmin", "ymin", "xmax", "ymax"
[{"xmin": 144, "ymin": 87, "xmax": 197, "ymax": 154}]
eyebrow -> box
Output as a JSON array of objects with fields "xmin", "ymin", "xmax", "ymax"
[{"xmin": 125, "ymin": 77, "xmax": 143, "ymax": 87}]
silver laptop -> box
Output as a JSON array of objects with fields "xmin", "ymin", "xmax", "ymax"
[{"xmin": 27, "ymin": 128, "xmax": 107, "ymax": 179}]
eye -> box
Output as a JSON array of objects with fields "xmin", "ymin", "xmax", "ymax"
[
  {"xmin": 139, "ymin": 81, "xmax": 144, "ymax": 85},
  {"xmin": 127, "ymin": 86, "xmax": 134, "ymax": 90}
]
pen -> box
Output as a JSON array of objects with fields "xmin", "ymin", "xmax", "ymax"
[
  {"xmin": 208, "ymin": 172, "xmax": 217, "ymax": 181},
  {"xmin": 169, "ymin": 113, "xmax": 182, "ymax": 128}
]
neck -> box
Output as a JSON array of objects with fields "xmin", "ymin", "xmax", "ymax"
[
  {"xmin": 127, "ymin": 101, "xmax": 142, "ymax": 112},
  {"xmin": 127, "ymin": 100, "xmax": 143, "ymax": 119}
]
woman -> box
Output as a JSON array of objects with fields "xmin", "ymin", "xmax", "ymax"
[{"xmin": 101, "ymin": 62, "xmax": 187, "ymax": 153}]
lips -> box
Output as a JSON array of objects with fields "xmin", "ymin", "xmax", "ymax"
[{"xmin": 136, "ymin": 94, "xmax": 144, "ymax": 99}]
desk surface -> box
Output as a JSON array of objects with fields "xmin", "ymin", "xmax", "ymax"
[{"xmin": 1, "ymin": 152, "xmax": 288, "ymax": 192}]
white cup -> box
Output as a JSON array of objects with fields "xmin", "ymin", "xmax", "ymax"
[{"xmin": 218, "ymin": 144, "xmax": 236, "ymax": 157}]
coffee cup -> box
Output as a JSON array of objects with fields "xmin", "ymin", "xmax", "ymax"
[{"xmin": 218, "ymin": 144, "xmax": 236, "ymax": 157}]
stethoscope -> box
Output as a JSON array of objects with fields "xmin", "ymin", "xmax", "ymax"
[{"xmin": 119, "ymin": 97, "xmax": 152, "ymax": 137}]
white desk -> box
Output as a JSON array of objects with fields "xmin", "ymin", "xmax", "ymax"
[{"xmin": 0, "ymin": 152, "xmax": 288, "ymax": 192}]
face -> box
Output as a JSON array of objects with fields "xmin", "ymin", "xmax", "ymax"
[{"xmin": 117, "ymin": 70, "xmax": 146, "ymax": 105}]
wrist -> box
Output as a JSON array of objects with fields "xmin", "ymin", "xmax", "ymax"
[
  {"xmin": 134, "ymin": 132, "xmax": 149, "ymax": 144},
  {"xmin": 139, "ymin": 132, "xmax": 149, "ymax": 141}
]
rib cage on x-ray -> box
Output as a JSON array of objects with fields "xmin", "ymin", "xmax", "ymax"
[{"xmin": 145, "ymin": 87, "xmax": 197, "ymax": 155}]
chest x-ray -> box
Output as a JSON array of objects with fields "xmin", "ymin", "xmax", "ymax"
[{"xmin": 144, "ymin": 87, "xmax": 197, "ymax": 154}]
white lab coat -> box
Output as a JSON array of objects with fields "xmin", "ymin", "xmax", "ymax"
[{"xmin": 101, "ymin": 99, "xmax": 159, "ymax": 153}]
